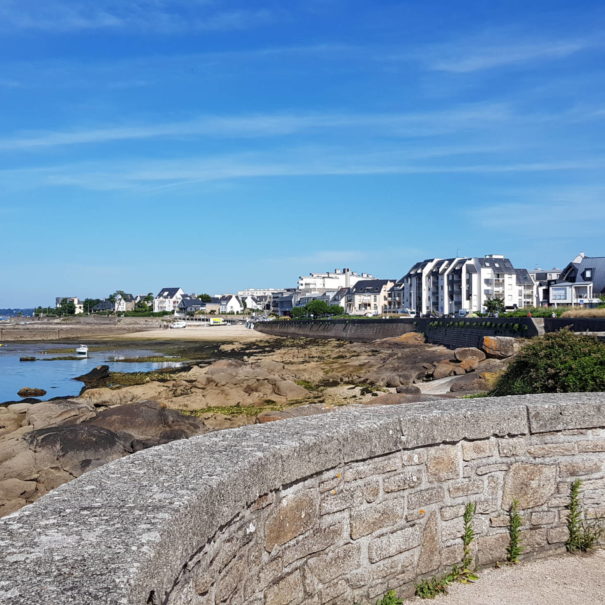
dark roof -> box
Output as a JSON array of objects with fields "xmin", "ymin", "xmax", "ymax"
[
  {"xmin": 351, "ymin": 280, "xmax": 392, "ymax": 294},
  {"xmin": 121, "ymin": 294, "xmax": 134, "ymax": 302},
  {"xmin": 93, "ymin": 301, "xmax": 114, "ymax": 311},
  {"xmin": 558, "ymin": 255, "xmax": 605, "ymax": 294},
  {"xmin": 514, "ymin": 269, "xmax": 534, "ymax": 286},
  {"xmin": 157, "ymin": 288, "xmax": 181, "ymax": 298},
  {"xmin": 179, "ymin": 298, "xmax": 203, "ymax": 309},
  {"xmin": 332, "ymin": 287, "xmax": 350, "ymax": 299},
  {"xmin": 476, "ymin": 257, "xmax": 515, "ymax": 271}
]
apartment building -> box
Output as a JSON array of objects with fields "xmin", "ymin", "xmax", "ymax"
[
  {"xmin": 345, "ymin": 279, "xmax": 394, "ymax": 315},
  {"xmin": 297, "ymin": 268, "xmax": 375, "ymax": 292},
  {"xmin": 400, "ymin": 255, "xmax": 534, "ymax": 315}
]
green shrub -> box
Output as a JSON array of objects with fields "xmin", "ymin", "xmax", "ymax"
[
  {"xmin": 490, "ymin": 330, "xmax": 605, "ymax": 396},
  {"xmin": 375, "ymin": 590, "xmax": 404, "ymax": 605}
]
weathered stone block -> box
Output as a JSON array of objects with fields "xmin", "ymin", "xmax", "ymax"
[
  {"xmin": 306, "ymin": 543, "xmax": 361, "ymax": 584},
  {"xmin": 350, "ymin": 499, "xmax": 404, "ymax": 540},
  {"xmin": 527, "ymin": 443, "xmax": 577, "ymax": 457},
  {"xmin": 502, "ymin": 463, "xmax": 557, "ymax": 510},
  {"xmin": 559, "ymin": 459, "xmax": 602, "ymax": 477},
  {"xmin": 344, "ymin": 454, "xmax": 400, "ymax": 482},
  {"xmin": 319, "ymin": 578, "xmax": 348, "ymax": 603},
  {"xmin": 448, "ymin": 479, "xmax": 484, "ymax": 499},
  {"xmin": 547, "ymin": 526, "xmax": 568, "ymax": 544},
  {"xmin": 282, "ymin": 522, "xmax": 343, "ymax": 567},
  {"xmin": 441, "ymin": 518, "xmax": 464, "ymax": 542},
  {"xmin": 498, "ymin": 437, "xmax": 526, "ymax": 457},
  {"xmin": 265, "ymin": 492, "xmax": 318, "ymax": 551},
  {"xmin": 368, "ymin": 526, "xmax": 421, "ymax": 562},
  {"xmin": 521, "ymin": 528, "xmax": 548, "ymax": 550},
  {"xmin": 427, "ymin": 445, "xmax": 460, "ymax": 482},
  {"xmin": 476, "ymin": 532, "xmax": 508, "ymax": 566},
  {"xmin": 530, "ymin": 511, "xmax": 556, "ymax": 526},
  {"xmin": 440, "ymin": 504, "xmax": 465, "ymax": 521},
  {"xmin": 402, "ymin": 450, "xmax": 426, "ymax": 466},
  {"xmin": 577, "ymin": 440, "xmax": 605, "ymax": 453},
  {"xmin": 383, "ymin": 472, "xmax": 422, "ymax": 493},
  {"xmin": 265, "ymin": 570, "xmax": 305, "ymax": 605},
  {"xmin": 527, "ymin": 395, "xmax": 605, "ymax": 434},
  {"xmin": 462, "ymin": 440, "xmax": 493, "ymax": 461},
  {"xmin": 417, "ymin": 512, "xmax": 441, "ymax": 574},
  {"xmin": 407, "ymin": 486, "xmax": 444, "ymax": 511},
  {"xmin": 476, "ymin": 463, "xmax": 509, "ymax": 475}
]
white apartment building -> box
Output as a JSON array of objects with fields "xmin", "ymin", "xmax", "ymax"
[
  {"xmin": 345, "ymin": 279, "xmax": 394, "ymax": 315},
  {"xmin": 297, "ymin": 268, "xmax": 375, "ymax": 292},
  {"xmin": 400, "ymin": 255, "xmax": 535, "ymax": 315},
  {"xmin": 153, "ymin": 287, "xmax": 184, "ymax": 313}
]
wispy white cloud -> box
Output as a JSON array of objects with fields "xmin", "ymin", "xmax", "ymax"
[
  {"xmin": 417, "ymin": 29, "xmax": 599, "ymax": 73},
  {"xmin": 0, "ymin": 0, "xmax": 275, "ymax": 33},
  {"xmin": 5, "ymin": 149, "xmax": 604, "ymax": 193},
  {"xmin": 470, "ymin": 186, "xmax": 605, "ymax": 237},
  {"xmin": 0, "ymin": 105, "xmax": 512, "ymax": 151}
]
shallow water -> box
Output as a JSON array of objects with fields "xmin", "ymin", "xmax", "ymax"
[{"xmin": 0, "ymin": 342, "xmax": 182, "ymax": 402}]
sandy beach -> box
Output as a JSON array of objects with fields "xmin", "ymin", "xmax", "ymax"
[{"xmin": 111, "ymin": 323, "xmax": 275, "ymax": 342}]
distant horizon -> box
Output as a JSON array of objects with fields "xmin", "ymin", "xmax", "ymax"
[{"xmin": 2, "ymin": 1, "xmax": 604, "ymax": 307}]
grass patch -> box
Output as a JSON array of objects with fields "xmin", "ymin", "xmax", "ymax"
[
  {"xmin": 106, "ymin": 370, "xmax": 179, "ymax": 387},
  {"xmin": 182, "ymin": 404, "xmax": 286, "ymax": 417}
]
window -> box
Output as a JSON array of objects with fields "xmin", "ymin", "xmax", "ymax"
[
  {"xmin": 551, "ymin": 287, "xmax": 567, "ymax": 301},
  {"xmin": 585, "ymin": 269, "xmax": 593, "ymax": 279}
]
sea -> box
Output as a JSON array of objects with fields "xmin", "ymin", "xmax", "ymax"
[{"xmin": 0, "ymin": 342, "xmax": 182, "ymax": 403}]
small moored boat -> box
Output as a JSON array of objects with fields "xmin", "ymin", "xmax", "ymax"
[{"xmin": 76, "ymin": 345, "xmax": 88, "ymax": 357}]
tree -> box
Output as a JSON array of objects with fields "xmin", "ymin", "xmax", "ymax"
[
  {"xmin": 485, "ymin": 297, "xmax": 505, "ymax": 315},
  {"xmin": 198, "ymin": 293, "xmax": 212, "ymax": 303},
  {"xmin": 58, "ymin": 299, "xmax": 76, "ymax": 315},
  {"xmin": 83, "ymin": 298, "xmax": 103, "ymax": 314},
  {"xmin": 291, "ymin": 300, "xmax": 344, "ymax": 319}
]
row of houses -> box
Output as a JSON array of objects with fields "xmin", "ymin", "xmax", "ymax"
[
  {"xmin": 278, "ymin": 253, "xmax": 605, "ymax": 316},
  {"xmin": 55, "ymin": 252, "xmax": 605, "ymax": 318}
]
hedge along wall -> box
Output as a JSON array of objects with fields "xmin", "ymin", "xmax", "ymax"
[{"xmin": 0, "ymin": 394, "xmax": 604, "ymax": 605}]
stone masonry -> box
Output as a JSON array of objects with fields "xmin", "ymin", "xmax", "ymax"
[{"xmin": 0, "ymin": 393, "xmax": 603, "ymax": 604}]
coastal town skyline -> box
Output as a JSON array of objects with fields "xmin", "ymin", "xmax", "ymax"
[{"xmin": 2, "ymin": 1, "xmax": 605, "ymax": 306}]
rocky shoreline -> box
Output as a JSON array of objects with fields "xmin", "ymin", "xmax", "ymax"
[{"xmin": 0, "ymin": 333, "xmax": 515, "ymax": 517}]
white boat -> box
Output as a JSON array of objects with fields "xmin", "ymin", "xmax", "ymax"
[{"xmin": 76, "ymin": 345, "xmax": 88, "ymax": 357}]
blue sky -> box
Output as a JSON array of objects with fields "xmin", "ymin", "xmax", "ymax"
[{"xmin": 1, "ymin": 0, "xmax": 604, "ymax": 306}]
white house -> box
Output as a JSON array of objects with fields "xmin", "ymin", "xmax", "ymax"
[
  {"xmin": 153, "ymin": 287, "xmax": 184, "ymax": 313},
  {"xmin": 114, "ymin": 293, "xmax": 136, "ymax": 313},
  {"xmin": 219, "ymin": 295, "xmax": 244, "ymax": 314},
  {"xmin": 55, "ymin": 297, "xmax": 84, "ymax": 314},
  {"xmin": 344, "ymin": 280, "xmax": 394, "ymax": 315},
  {"xmin": 548, "ymin": 252, "xmax": 605, "ymax": 306}
]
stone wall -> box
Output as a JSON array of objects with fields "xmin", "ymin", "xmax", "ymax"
[
  {"xmin": 0, "ymin": 394, "xmax": 604, "ymax": 605},
  {"xmin": 254, "ymin": 318, "xmax": 539, "ymax": 347},
  {"xmin": 254, "ymin": 318, "xmax": 417, "ymax": 342}
]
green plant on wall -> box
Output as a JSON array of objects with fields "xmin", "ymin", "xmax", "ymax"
[
  {"xmin": 506, "ymin": 499, "xmax": 523, "ymax": 563},
  {"xmin": 566, "ymin": 480, "xmax": 604, "ymax": 552},
  {"xmin": 415, "ymin": 502, "xmax": 478, "ymax": 598},
  {"xmin": 375, "ymin": 589, "xmax": 404, "ymax": 605}
]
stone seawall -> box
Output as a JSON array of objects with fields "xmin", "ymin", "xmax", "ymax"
[
  {"xmin": 254, "ymin": 318, "xmax": 417, "ymax": 342},
  {"xmin": 0, "ymin": 393, "xmax": 603, "ymax": 605},
  {"xmin": 254, "ymin": 318, "xmax": 539, "ymax": 347}
]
